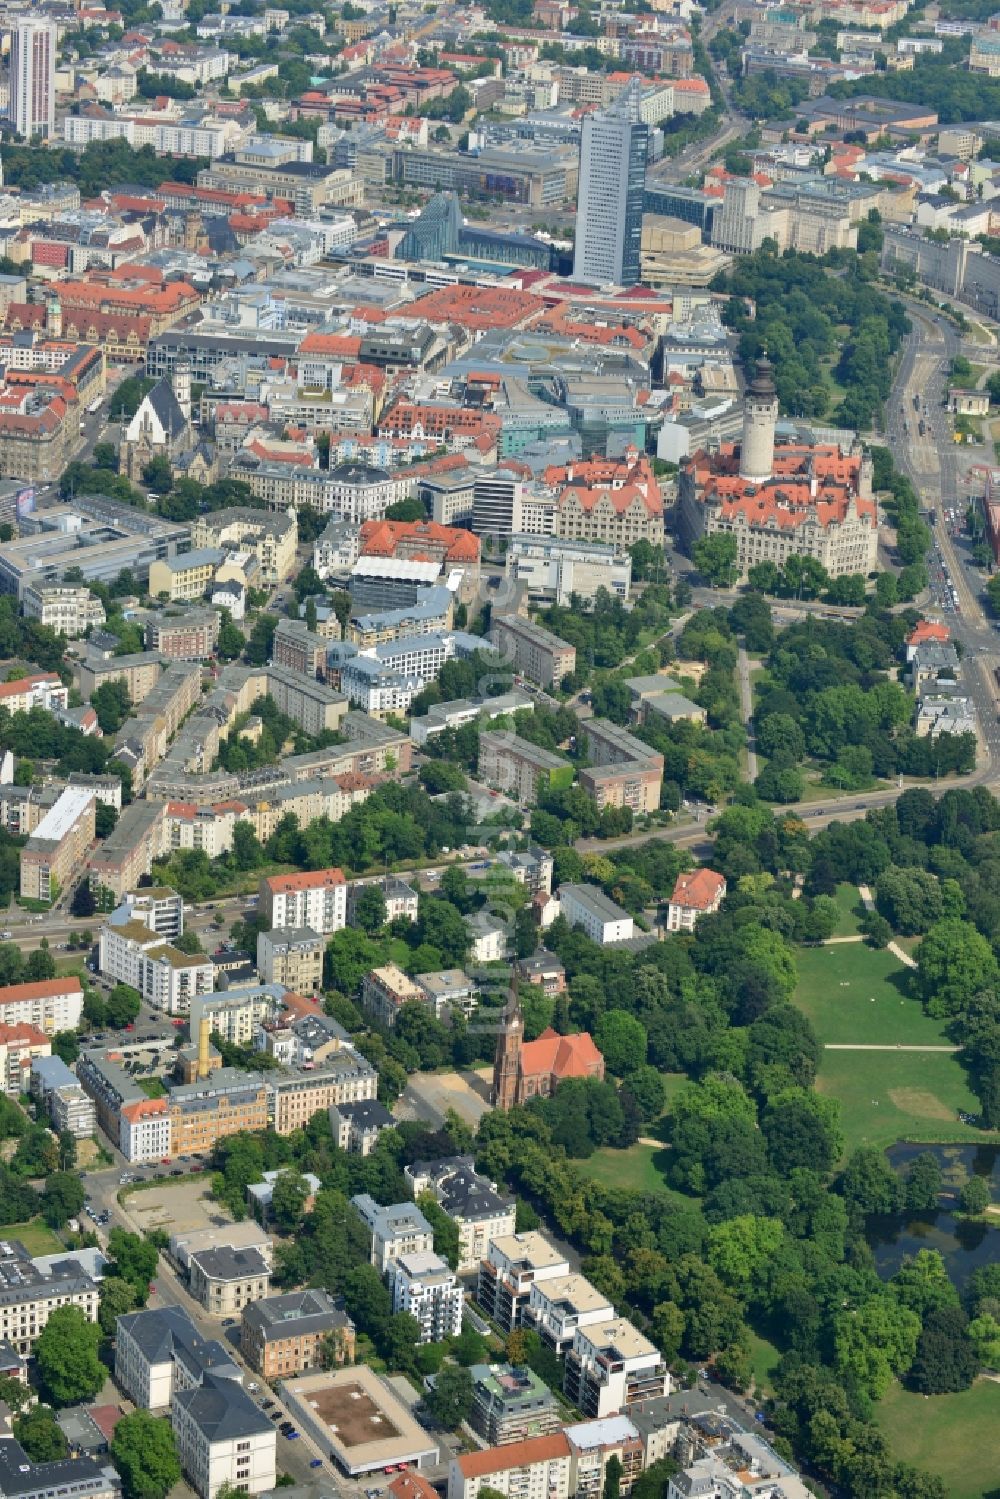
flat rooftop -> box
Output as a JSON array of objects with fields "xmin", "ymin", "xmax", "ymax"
[{"xmin": 284, "ymin": 1366, "xmax": 437, "ymax": 1476}]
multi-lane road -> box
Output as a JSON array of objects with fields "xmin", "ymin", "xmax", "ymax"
[{"xmin": 886, "ymin": 303, "xmax": 1000, "ymax": 767}]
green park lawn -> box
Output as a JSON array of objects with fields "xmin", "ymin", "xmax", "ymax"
[
  {"xmin": 829, "ymin": 883, "xmax": 865, "ymax": 936},
  {"xmin": 577, "ymin": 1142, "xmax": 671, "ymax": 1195},
  {"xmin": 746, "ymin": 1330, "xmax": 781, "ymax": 1397},
  {"xmin": 876, "ymin": 1380, "xmax": 1000, "ymax": 1499},
  {"xmin": 794, "ymin": 941, "xmax": 993, "ymax": 1154},
  {"xmin": 793, "ymin": 942, "xmax": 949, "ymax": 1047},
  {"xmin": 4, "ymin": 1219, "xmax": 64, "ymax": 1255},
  {"xmin": 817, "ymin": 1048, "xmax": 984, "ymax": 1155}
]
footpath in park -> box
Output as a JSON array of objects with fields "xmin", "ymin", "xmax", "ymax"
[{"xmin": 856, "ymin": 884, "xmax": 918, "ymax": 969}]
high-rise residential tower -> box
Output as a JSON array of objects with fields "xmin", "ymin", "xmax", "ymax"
[
  {"xmin": 10, "ymin": 19, "xmax": 56, "ymax": 142},
  {"xmin": 572, "ymin": 78, "xmax": 649, "ymax": 287}
]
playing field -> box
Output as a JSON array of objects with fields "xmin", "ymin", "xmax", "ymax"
[
  {"xmin": 817, "ymin": 1048, "xmax": 984, "ymax": 1154},
  {"xmin": 793, "ymin": 942, "xmax": 950, "ymax": 1047},
  {"xmin": 876, "ymin": 1380, "xmax": 1000, "ymax": 1499},
  {"xmin": 793, "ymin": 940, "xmax": 990, "ymax": 1153}
]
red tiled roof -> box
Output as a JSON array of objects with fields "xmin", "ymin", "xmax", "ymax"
[
  {"xmin": 265, "ymin": 867, "xmax": 345, "ymax": 893},
  {"xmin": 520, "ymin": 1027, "xmax": 604, "ymax": 1080},
  {"xmin": 0, "ymin": 979, "xmax": 82, "ymax": 1005},
  {"xmin": 907, "ymin": 620, "xmax": 950, "ymax": 646},
  {"xmin": 457, "ymin": 1434, "xmax": 571, "ymax": 1477},
  {"xmin": 0, "ymin": 1023, "xmax": 51, "ymax": 1048},
  {"xmin": 359, "ymin": 518, "xmax": 481, "ymax": 563},
  {"xmin": 670, "ymin": 868, "xmax": 726, "ymax": 910}
]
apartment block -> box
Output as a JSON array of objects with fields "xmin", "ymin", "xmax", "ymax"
[
  {"xmin": 256, "ymin": 928, "xmax": 324, "ymax": 992},
  {"xmin": 351, "ymin": 1195, "xmax": 435, "ymax": 1276},
  {"xmin": 566, "ymin": 1417, "xmax": 643, "ymax": 1499},
  {"xmin": 557, "ymin": 885, "xmax": 634, "ymax": 946},
  {"xmin": 448, "ymin": 1433, "xmax": 573, "ymax": 1499},
  {"xmin": 564, "ymin": 1318, "xmax": 669, "ymax": 1418},
  {"xmin": 273, "ymin": 618, "xmax": 329, "ymax": 678},
  {"xmin": 360, "ymin": 963, "xmax": 426, "ymax": 1028},
  {"xmin": 477, "ymin": 1232, "xmax": 570, "ymax": 1333},
  {"xmin": 268, "ymin": 1052, "xmax": 378, "ymax": 1135},
  {"xmin": 241, "ymin": 1289, "xmax": 356, "ymax": 1380},
  {"xmin": 79, "ymin": 650, "xmax": 161, "ymax": 703},
  {"xmin": 87, "ymin": 800, "xmax": 167, "ymax": 899},
  {"xmin": 20, "ymin": 787, "xmax": 96, "ymax": 902},
  {"xmin": 391, "ymin": 1251, "xmax": 463, "ymax": 1343},
  {"xmin": 470, "ymin": 1364, "xmax": 561, "ymax": 1448},
  {"xmin": 405, "ymin": 1156, "xmax": 516, "ymax": 1274},
  {"xmin": 266, "ymin": 665, "xmax": 348, "ymax": 737},
  {"xmin": 169, "ymin": 1069, "xmax": 271, "ymax": 1156},
  {"xmin": 0, "ymin": 1239, "xmax": 98, "ymax": 1356},
  {"xmin": 0, "ymin": 977, "xmax": 83, "ymax": 1033},
  {"xmin": 30, "ymin": 1054, "xmax": 96, "ymax": 1138},
  {"xmin": 0, "ymin": 1024, "xmax": 51, "ymax": 1097},
  {"xmin": 22, "ymin": 583, "xmax": 105, "ymax": 636},
  {"xmin": 172, "ymin": 1371, "xmax": 276, "ymax": 1499},
  {"xmin": 115, "ymin": 1304, "xmax": 242, "ymax": 1411},
  {"xmin": 146, "ymin": 610, "xmax": 220, "ymax": 660},
  {"xmin": 192, "ymin": 507, "xmax": 297, "ymax": 584},
  {"xmin": 329, "ymin": 1098, "xmax": 394, "ymax": 1155},
  {"xmin": 260, "ymin": 867, "xmax": 347, "ymax": 934},
  {"xmin": 579, "ymin": 719, "xmax": 663, "ymax": 814},
  {"xmin": 189, "ymin": 986, "xmax": 282, "ymax": 1047},
  {"xmin": 526, "ymin": 1274, "xmax": 614, "ymax": 1356},
  {"xmin": 100, "ymin": 918, "xmax": 213, "ymax": 1015},
  {"xmin": 478, "ymin": 731, "xmax": 572, "ymax": 807},
  {"xmin": 489, "ymin": 613, "xmax": 576, "ymax": 688}
]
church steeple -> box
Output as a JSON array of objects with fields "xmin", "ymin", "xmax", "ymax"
[{"xmin": 492, "ymin": 980, "xmax": 523, "ymax": 1112}]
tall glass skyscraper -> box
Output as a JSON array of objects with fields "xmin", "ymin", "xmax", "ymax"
[{"xmin": 572, "ymin": 79, "xmax": 648, "ymax": 287}]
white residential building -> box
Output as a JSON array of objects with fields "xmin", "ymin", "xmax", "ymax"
[
  {"xmin": 260, "ymin": 868, "xmax": 347, "ymax": 935},
  {"xmin": 115, "ymin": 1304, "xmax": 243, "ymax": 1411},
  {"xmin": 351, "ymin": 1195, "xmax": 435, "ymax": 1277},
  {"xmin": 172, "ymin": 1372, "xmax": 276, "ymax": 1499},
  {"xmin": 99, "ymin": 919, "xmax": 213, "ymax": 1015},
  {"xmin": 526, "ymin": 1275, "xmax": 614, "ymax": 1356},
  {"xmin": 477, "ymin": 1232, "xmax": 571, "ymax": 1332},
  {"xmin": 391, "ymin": 1251, "xmax": 463, "ymax": 1343},
  {"xmin": 556, "ymin": 885, "xmax": 634, "ymax": 945},
  {"xmin": 22, "ymin": 584, "xmax": 106, "ymax": 637},
  {"xmin": 564, "ymin": 1318, "xmax": 670, "ymax": 1419},
  {"xmin": 0, "ymin": 977, "xmax": 84, "ymax": 1033},
  {"xmin": 11, "ymin": 19, "xmax": 56, "ymax": 141},
  {"xmin": 448, "ymin": 1433, "xmax": 573, "ymax": 1499},
  {"xmin": 665, "ymin": 869, "xmax": 727, "ymax": 933},
  {"xmin": 120, "ymin": 1097, "xmax": 172, "ymax": 1164}
]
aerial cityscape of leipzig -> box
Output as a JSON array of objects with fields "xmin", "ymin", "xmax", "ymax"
[{"xmin": 1, "ymin": 2, "xmax": 1000, "ymax": 1496}]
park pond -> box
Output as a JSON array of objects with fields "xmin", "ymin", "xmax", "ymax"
[{"xmin": 868, "ymin": 1142, "xmax": 1000, "ymax": 1289}]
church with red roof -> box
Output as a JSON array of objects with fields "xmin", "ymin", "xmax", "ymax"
[{"xmin": 492, "ymin": 989, "xmax": 605, "ymax": 1110}]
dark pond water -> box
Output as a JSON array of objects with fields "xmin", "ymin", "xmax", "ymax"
[{"xmin": 868, "ymin": 1142, "xmax": 1000, "ymax": 1289}]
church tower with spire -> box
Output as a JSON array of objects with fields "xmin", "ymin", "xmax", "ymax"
[{"xmin": 492, "ymin": 983, "xmax": 523, "ymax": 1112}]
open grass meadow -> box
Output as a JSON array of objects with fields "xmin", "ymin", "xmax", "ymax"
[
  {"xmin": 816, "ymin": 1048, "xmax": 984, "ymax": 1155},
  {"xmin": 829, "ymin": 884, "xmax": 865, "ymax": 937},
  {"xmin": 792, "ymin": 939, "xmax": 995, "ymax": 1153},
  {"xmin": 876, "ymin": 1380, "xmax": 1000, "ymax": 1499},
  {"xmin": 4, "ymin": 1219, "xmax": 64, "ymax": 1256},
  {"xmin": 793, "ymin": 941, "xmax": 949, "ymax": 1047},
  {"xmin": 576, "ymin": 1142, "xmax": 672, "ymax": 1194}
]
